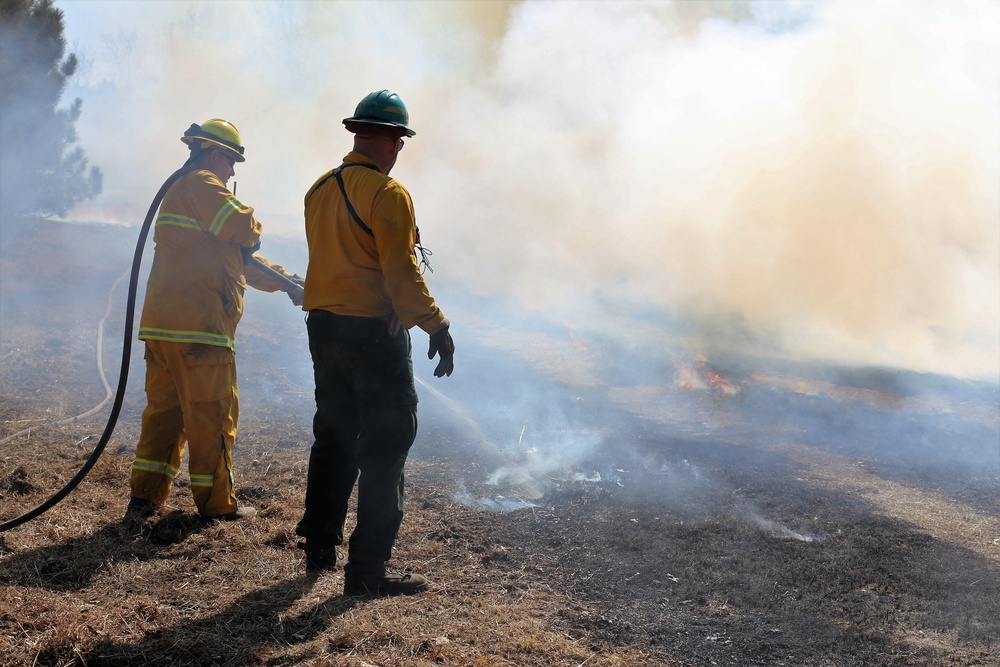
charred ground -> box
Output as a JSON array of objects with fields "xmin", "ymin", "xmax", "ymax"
[{"xmin": 2, "ymin": 220, "xmax": 999, "ymax": 666}]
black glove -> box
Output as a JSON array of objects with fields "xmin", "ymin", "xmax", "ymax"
[
  {"xmin": 287, "ymin": 274, "xmax": 305, "ymax": 307},
  {"xmin": 241, "ymin": 240, "xmax": 262, "ymax": 264},
  {"xmin": 428, "ymin": 324, "xmax": 455, "ymax": 378}
]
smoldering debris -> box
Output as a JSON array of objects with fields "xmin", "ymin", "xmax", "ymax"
[
  {"xmin": 452, "ymin": 482, "xmax": 538, "ymax": 513},
  {"xmin": 742, "ymin": 507, "xmax": 823, "ymax": 543}
]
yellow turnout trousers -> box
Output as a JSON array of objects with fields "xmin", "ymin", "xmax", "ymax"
[{"xmin": 129, "ymin": 340, "xmax": 240, "ymax": 516}]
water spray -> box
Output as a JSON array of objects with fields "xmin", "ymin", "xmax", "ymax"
[{"xmin": 414, "ymin": 376, "xmax": 544, "ymax": 500}]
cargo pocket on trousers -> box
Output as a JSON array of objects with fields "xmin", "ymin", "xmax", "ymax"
[{"xmin": 183, "ymin": 345, "xmax": 236, "ymax": 404}]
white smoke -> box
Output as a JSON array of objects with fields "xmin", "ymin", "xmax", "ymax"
[{"xmin": 58, "ymin": 0, "xmax": 999, "ymax": 380}]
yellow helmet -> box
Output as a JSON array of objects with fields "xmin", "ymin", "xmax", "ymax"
[{"xmin": 181, "ymin": 119, "xmax": 246, "ymax": 162}]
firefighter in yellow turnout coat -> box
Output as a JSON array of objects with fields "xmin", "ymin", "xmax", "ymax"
[{"xmin": 126, "ymin": 119, "xmax": 301, "ymax": 521}]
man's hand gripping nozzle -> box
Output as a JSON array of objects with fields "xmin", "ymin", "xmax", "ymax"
[{"xmin": 247, "ymin": 256, "xmax": 304, "ymax": 306}]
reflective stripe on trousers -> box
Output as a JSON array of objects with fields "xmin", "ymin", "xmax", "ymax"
[{"xmin": 129, "ymin": 339, "xmax": 240, "ymax": 516}]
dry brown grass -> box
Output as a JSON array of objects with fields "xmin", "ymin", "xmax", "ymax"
[{"xmin": 1, "ymin": 441, "xmax": 654, "ymax": 667}]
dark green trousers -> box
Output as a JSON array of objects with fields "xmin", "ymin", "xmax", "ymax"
[{"xmin": 296, "ymin": 311, "xmax": 418, "ymax": 574}]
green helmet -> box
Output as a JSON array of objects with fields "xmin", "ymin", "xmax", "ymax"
[{"xmin": 343, "ymin": 90, "xmax": 416, "ymax": 137}]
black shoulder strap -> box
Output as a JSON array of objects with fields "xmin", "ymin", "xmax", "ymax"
[
  {"xmin": 303, "ymin": 163, "xmax": 379, "ymax": 238},
  {"xmin": 334, "ymin": 166, "xmax": 374, "ymax": 237}
]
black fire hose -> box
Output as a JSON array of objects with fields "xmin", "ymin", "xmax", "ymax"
[{"xmin": 0, "ymin": 165, "xmax": 197, "ymax": 532}]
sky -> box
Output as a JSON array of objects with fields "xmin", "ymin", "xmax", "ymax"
[{"xmin": 55, "ymin": 0, "xmax": 1000, "ymax": 381}]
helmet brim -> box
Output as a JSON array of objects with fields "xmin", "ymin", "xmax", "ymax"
[
  {"xmin": 343, "ymin": 117, "xmax": 416, "ymax": 138},
  {"xmin": 180, "ymin": 136, "xmax": 246, "ymax": 162}
]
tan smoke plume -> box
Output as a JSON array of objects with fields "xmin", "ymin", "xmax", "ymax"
[{"xmin": 61, "ymin": 0, "xmax": 999, "ymax": 379}]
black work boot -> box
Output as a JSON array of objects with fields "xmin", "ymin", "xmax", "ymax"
[
  {"xmin": 300, "ymin": 542, "xmax": 345, "ymax": 573},
  {"xmin": 122, "ymin": 497, "xmax": 156, "ymax": 521},
  {"xmin": 344, "ymin": 569, "xmax": 429, "ymax": 597}
]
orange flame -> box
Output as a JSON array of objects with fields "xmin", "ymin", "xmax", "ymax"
[
  {"xmin": 566, "ymin": 324, "xmax": 590, "ymax": 357},
  {"xmin": 676, "ymin": 358, "xmax": 740, "ymax": 395}
]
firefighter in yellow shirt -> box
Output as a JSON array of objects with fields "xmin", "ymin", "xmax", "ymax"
[
  {"xmin": 296, "ymin": 91, "xmax": 455, "ymax": 596},
  {"xmin": 125, "ymin": 119, "xmax": 302, "ymax": 522}
]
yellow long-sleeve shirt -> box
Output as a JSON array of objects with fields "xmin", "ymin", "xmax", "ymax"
[
  {"xmin": 139, "ymin": 169, "xmax": 291, "ymax": 351},
  {"xmin": 302, "ymin": 151, "xmax": 446, "ymax": 334}
]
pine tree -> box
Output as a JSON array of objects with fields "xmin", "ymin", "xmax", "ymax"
[{"xmin": 0, "ymin": 0, "xmax": 102, "ymax": 225}]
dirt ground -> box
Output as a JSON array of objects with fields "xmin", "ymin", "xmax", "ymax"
[{"xmin": 2, "ymin": 220, "xmax": 999, "ymax": 666}]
